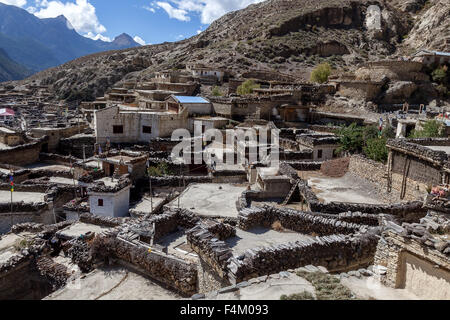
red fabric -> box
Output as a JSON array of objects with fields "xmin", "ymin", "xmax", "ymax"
[{"xmin": 0, "ymin": 108, "xmax": 15, "ymax": 116}]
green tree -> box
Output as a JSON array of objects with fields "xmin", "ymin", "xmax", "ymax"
[
  {"xmin": 237, "ymin": 80, "xmax": 260, "ymax": 95},
  {"xmin": 335, "ymin": 123, "xmax": 394, "ymax": 163},
  {"xmin": 310, "ymin": 62, "xmax": 332, "ymax": 83},
  {"xmin": 432, "ymin": 66, "xmax": 447, "ymax": 85},
  {"xmin": 409, "ymin": 120, "xmax": 445, "ymax": 138},
  {"xmin": 147, "ymin": 162, "xmax": 172, "ymax": 177},
  {"xmin": 362, "ymin": 126, "xmax": 379, "ymax": 141},
  {"xmin": 212, "ymin": 86, "xmax": 222, "ymax": 96},
  {"xmin": 335, "ymin": 123, "xmax": 364, "ymax": 154},
  {"xmin": 363, "ymin": 137, "xmax": 389, "ymax": 162}
]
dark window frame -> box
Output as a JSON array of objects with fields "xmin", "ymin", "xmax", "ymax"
[
  {"xmin": 113, "ymin": 125, "xmax": 124, "ymax": 134},
  {"xmin": 142, "ymin": 126, "xmax": 152, "ymax": 134},
  {"xmin": 317, "ymin": 149, "xmax": 323, "ymax": 159},
  {"xmin": 98, "ymin": 199, "xmax": 104, "ymax": 207}
]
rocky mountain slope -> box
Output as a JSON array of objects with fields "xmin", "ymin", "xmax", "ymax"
[
  {"xmin": 12, "ymin": 0, "xmax": 450, "ymax": 101},
  {"xmin": 0, "ymin": 48, "xmax": 33, "ymax": 82},
  {"xmin": 0, "ymin": 3, "xmax": 140, "ymax": 75}
]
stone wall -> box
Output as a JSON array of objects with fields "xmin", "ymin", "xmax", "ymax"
[
  {"xmin": 79, "ymin": 213, "xmax": 125, "ymax": 228},
  {"xmin": 186, "ymin": 223, "xmax": 233, "ymax": 279},
  {"xmin": 238, "ymin": 206, "xmax": 367, "ymax": 235},
  {"xmin": 0, "ymin": 138, "xmax": 45, "ymax": 166},
  {"xmin": 91, "ymin": 232, "xmax": 198, "ymax": 296},
  {"xmin": 227, "ymin": 232, "xmax": 379, "ymax": 284},
  {"xmin": 374, "ymin": 230, "xmax": 450, "ymax": 299},
  {"xmin": 58, "ymin": 134, "xmax": 96, "ymax": 159},
  {"xmin": 349, "ymin": 155, "xmax": 425, "ymax": 200}
]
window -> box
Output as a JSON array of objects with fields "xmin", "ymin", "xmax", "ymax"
[
  {"xmin": 113, "ymin": 125, "xmax": 123, "ymax": 134},
  {"xmin": 143, "ymin": 126, "xmax": 152, "ymax": 134},
  {"xmin": 317, "ymin": 149, "xmax": 323, "ymax": 159},
  {"xmin": 333, "ymin": 149, "xmax": 338, "ymax": 158},
  {"xmin": 98, "ymin": 199, "xmax": 104, "ymax": 207}
]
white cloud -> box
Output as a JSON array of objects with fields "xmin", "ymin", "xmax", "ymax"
[
  {"xmin": 150, "ymin": 0, "xmax": 264, "ymax": 24},
  {"xmin": 0, "ymin": 0, "xmax": 27, "ymax": 7},
  {"xmin": 156, "ymin": 2, "xmax": 190, "ymax": 22},
  {"xmin": 30, "ymin": 0, "xmax": 106, "ymax": 35},
  {"xmin": 133, "ymin": 35, "xmax": 146, "ymax": 45},
  {"xmin": 143, "ymin": 5, "xmax": 155, "ymax": 13}
]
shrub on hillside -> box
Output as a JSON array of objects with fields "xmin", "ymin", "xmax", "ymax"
[{"xmin": 310, "ymin": 62, "xmax": 331, "ymax": 83}]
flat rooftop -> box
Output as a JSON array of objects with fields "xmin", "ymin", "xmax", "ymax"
[
  {"xmin": 167, "ymin": 183, "xmax": 247, "ymax": 218},
  {"xmin": 426, "ymin": 145, "xmax": 450, "ymax": 155},
  {"xmin": 25, "ymin": 163, "xmax": 71, "ymax": 172},
  {"xmin": 0, "ymin": 233, "xmax": 27, "ymax": 264},
  {"xmin": 45, "ymin": 265, "xmax": 182, "ymax": 300},
  {"xmin": 130, "ymin": 196, "xmax": 166, "ymax": 215},
  {"xmin": 57, "ymin": 222, "xmax": 110, "ymax": 240},
  {"xmin": 226, "ymin": 227, "xmax": 313, "ymax": 256},
  {"xmin": 306, "ymin": 172, "xmax": 385, "ymax": 205},
  {"xmin": 0, "ymin": 190, "xmax": 46, "ymax": 204}
]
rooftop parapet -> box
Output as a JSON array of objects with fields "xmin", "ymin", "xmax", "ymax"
[{"xmin": 386, "ymin": 138, "xmax": 449, "ymax": 165}]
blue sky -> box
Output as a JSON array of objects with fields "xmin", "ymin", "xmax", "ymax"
[{"xmin": 0, "ymin": 0, "xmax": 263, "ymax": 44}]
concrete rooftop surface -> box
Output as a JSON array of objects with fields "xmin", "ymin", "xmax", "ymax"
[{"xmin": 167, "ymin": 183, "xmax": 247, "ymax": 218}]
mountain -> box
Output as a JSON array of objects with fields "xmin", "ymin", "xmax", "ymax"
[
  {"xmin": 17, "ymin": 0, "xmax": 450, "ymax": 100},
  {"xmin": 0, "ymin": 48, "xmax": 33, "ymax": 81},
  {"xmin": 0, "ymin": 3, "xmax": 140, "ymax": 78}
]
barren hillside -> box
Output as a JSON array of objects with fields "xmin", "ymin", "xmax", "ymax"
[{"xmin": 13, "ymin": 0, "xmax": 450, "ymax": 101}]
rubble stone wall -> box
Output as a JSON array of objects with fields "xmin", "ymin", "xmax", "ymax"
[
  {"xmin": 79, "ymin": 213, "xmax": 125, "ymax": 228},
  {"xmin": 391, "ymin": 151, "xmax": 442, "ymax": 185},
  {"xmin": 0, "ymin": 140, "xmax": 44, "ymax": 166},
  {"xmin": 92, "ymin": 234, "xmax": 198, "ymax": 296},
  {"xmin": 348, "ymin": 155, "xmax": 426, "ymax": 200},
  {"xmin": 374, "ymin": 231, "xmax": 450, "ymax": 299},
  {"xmin": 238, "ymin": 206, "xmax": 366, "ymax": 235},
  {"xmin": 227, "ymin": 232, "xmax": 379, "ymax": 284},
  {"xmin": 186, "ymin": 223, "xmax": 233, "ymax": 279}
]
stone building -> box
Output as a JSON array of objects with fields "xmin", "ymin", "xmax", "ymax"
[
  {"xmin": 166, "ymin": 95, "xmax": 212, "ymax": 116},
  {"xmin": 186, "ymin": 64, "xmax": 226, "ymax": 84},
  {"xmin": 374, "ymin": 210, "xmax": 450, "ymax": 300},
  {"xmin": 296, "ymin": 134, "xmax": 340, "ymax": 161},
  {"xmin": 96, "ymin": 150, "xmax": 147, "ymax": 181},
  {"xmin": 0, "ymin": 127, "xmax": 25, "ymax": 147},
  {"xmin": 94, "ymin": 105, "xmax": 189, "ymax": 144},
  {"xmin": 31, "ymin": 125, "xmax": 90, "ymax": 153},
  {"xmin": 412, "ymin": 50, "xmax": 450, "ymax": 66},
  {"xmin": 386, "ymin": 138, "xmax": 450, "ymax": 199}
]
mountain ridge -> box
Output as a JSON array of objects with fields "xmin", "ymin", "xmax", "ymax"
[
  {"xmin": 0, "ymin": 48, "xmax": 33, "ymax": 82},
  {"xmin": 0, "ymin": 2, "xmax": 140, "ymax": 79}
]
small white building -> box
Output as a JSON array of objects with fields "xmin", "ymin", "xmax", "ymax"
[
  {"xmin": 412, "ymin": 50, "xmax": 450, "ymax": 66},
  {"xmin": 88, "ymin": 177, "xmax": 131, "ymax": 218},
  {"xmin": 187, "ymin": 64, "xmax": 226, "ymax": 83}
]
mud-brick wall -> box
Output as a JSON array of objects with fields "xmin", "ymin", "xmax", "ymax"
[
  {"xmin": 0, "ymin": 142, "xmax": 42, "ymax": 166},
  {"xmin": 391, "ymin": 151, "xmax": 442, "ymax": 186}
]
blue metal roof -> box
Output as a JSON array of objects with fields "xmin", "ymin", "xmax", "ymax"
[
  {"xmin": 433, "ymin": 51, "xmax": 450, "ymax": 57},
  {"xmin": 174, "ymin": 96, "xmax": 209, "ymax": 104}
]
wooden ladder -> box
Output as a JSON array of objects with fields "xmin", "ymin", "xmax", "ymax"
[{"xmin": 282, "ymin": 180, "xmax": 300, "ymax": 206}]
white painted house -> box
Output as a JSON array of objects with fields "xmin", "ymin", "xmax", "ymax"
[{"xmin": 88, "ymin": 177, "xmax": 131, "ymax": 218}]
